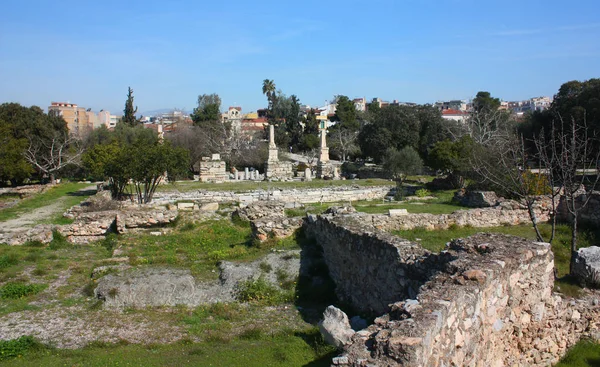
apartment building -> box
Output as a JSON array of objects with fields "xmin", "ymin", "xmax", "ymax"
[{"xmin": 48, "ymin": 102, "xmax": 93, "ymax": 137}]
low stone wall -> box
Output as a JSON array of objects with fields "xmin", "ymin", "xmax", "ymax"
[
  {"xmin": 305, "ymin": 211, "xmax": 600, "ymax": 366},
  {"xmin": 153, "ymin": 185, "xmax": 395, "ymax": 205},
  {"xmin": 370, "ymin": 205, "xmax": 550, "ymax": 232}
]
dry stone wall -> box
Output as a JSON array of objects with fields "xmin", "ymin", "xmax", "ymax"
[
  {"xmin": 305, "ymin": 211, "xmax": 600, "ymax": 367},
  {"xmin": 304, "ymin": 212, "xmax": 437, "ymax": 315}
]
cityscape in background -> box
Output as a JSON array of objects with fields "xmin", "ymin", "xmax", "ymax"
[{"xmin": 51, "ymin": 94, "xmax": 553, "ymax": 138}]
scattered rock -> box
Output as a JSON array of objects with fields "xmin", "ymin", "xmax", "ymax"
[
  {"xmin": 573, "ymin": 246, "xmax": 600, "ymax": 287},
  {"xmin": 319, "ymin": 306, "xmax": 355, "ymax": 349}
]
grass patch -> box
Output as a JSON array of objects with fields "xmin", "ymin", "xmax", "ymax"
[
  {"xmin": 555, "ymin": 339, "xmax": 600, "ymax": 367},
  {"xmin": 0, "ymin": 282, "xmax": 47, "ymax": 299},
  {"xmin": 120, "ymin": 219, "xmax": 297, "ymax": 280},
  {"xmin": 236, "ymin": 276, "xmax": 295, "ymax": 305},
  {"xmin": 352, "ymin": 189, "xmax": 463, "ymax": 215},
  {"xmin": 0, "ymin": 182, "xmax": 95, "ymax": 223},
  {"xmin": 0, "ymin": 330, "xmax": 336, "ymax": 367},
  {"xmin": 0, "ymin": 336, "xmax": 42, "ymax": 362}
]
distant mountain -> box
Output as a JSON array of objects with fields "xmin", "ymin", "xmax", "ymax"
[{"xmin": 139, "ymin": 108, "xmax": 191, "ymax": 117}]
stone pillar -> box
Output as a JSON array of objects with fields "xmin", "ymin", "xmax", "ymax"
[
  {"xmin": 245, "ymin": 167, "xmax": 250, "ymax": 180},
  {"xmin": 268, "ymin": 124, "xmax": 278, "ymax": 163},
  {"xmin": 269, "ymin": 124, "xmax": 276, "ymax": 149},
  {"xmin": 318, "ymin": 128, "xmax": 329, "ymax": 163},
  {"xmin": 317, "ymin": 127, "xmax": 331, "ymax": 179}
]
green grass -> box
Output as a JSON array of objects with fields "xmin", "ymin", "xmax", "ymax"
[
  {"xmin": 0, "ymin": 330, "xmax": 336, "ymax": 367},
  {"xmin": 0, "ymin": 182, "xmax": 95, "ymax": 223},
  {"xmin": 119, "ymin": 219, "xmax": 300, "ymax": 281},
  {"xmin": 283, "ymin": 190, "xmax": 463, "ymax": 217},
  {"xmin": 156, "ymin": 178, "xmax": 394, "ymax": 193},
  {"xmin": 0, "ymin": 239, "xmax": 110, "ymax": 315},
  {"xmin": 555, "ymin": 340, "xmax": 600, "ymax": 367}
]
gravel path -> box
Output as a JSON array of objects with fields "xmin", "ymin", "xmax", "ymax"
[{"xmin": 0, "ymin": 185, "xmax": 96, "ymax": 235}]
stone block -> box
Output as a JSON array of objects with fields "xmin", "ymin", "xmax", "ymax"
[
  {"xmin": 177, "ymin": 202, "xmax": 195, "ymax": 211},
  {"xmin": 389, "ymin": 209, "xmax": 408, "ymax": 216},
  {"xmin": 573, "ymin": 246, "xmax": 600, "ymax": 287}
]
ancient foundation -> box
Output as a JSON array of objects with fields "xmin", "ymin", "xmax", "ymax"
[
  {"xmin": 194, "ymin": 154, "xmax": 228, "ymax": 182},
  {"xmin": 305, "ymin": 210, "xmax": 600, "ymax": 367}
]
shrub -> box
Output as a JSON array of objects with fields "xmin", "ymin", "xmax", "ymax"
[
  {"xmin": 0, "ymin": 336, "xmax": 39, "ymax": 361},
  {"xmin": 0, "ymin": 282, "xmax": 47, "ymax": 299},
  {"xmin": 415, "ymin": 188, "xmax": 431, "ymax": 198},
  {"xmin": 235, "ymin": 277, "xmax": 293, "ymax": 305}
]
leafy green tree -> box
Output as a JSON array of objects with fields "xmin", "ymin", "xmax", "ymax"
[
  {"xmin": 383, "ymin": 146, "xmax": 423, "ymax": 184},
  {"xmin": 83, "ymin": 125, "xmax": 189, "ymax": 202},
  {"xmin": 128, "ymin": 140, "xmax": 189, "ymax": 204},
  {"xmin": 332, "ymin": 96, "xmax": 359, "ymax": 131},
  {"xmin": 358, "ymin": 105, "xmax": 420, "ymax": 163},
  {"xmin": 0, "ymin": 103, "xmax": 72, "ymax": 184},
  {"xmin": 472, "ymin": 91, "xmax": 501, "ymax": 113},
  {"xmin": 0, "ymin": 123, "xmax": 33, "ymax": 186},
  {"xmin": 123, "ymin": 87, "xmax": 139, "ymax": 126},
  {"xmin": 190, "ymin": 93, "xmax": 222, "ymax": 128}
]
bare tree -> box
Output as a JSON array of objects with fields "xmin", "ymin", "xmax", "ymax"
[
  {"xmin": 539, "ymin": 115, "xmax": 600, "ymax": 274},
  {"xmin": 471, "ymin": 134, "xmax": 557, "ymax": 242},
  {"xmin": 329, "ymin": 128, "xmax": 359, "ymax": 162},
  {"xmin": 24, "ymin": 132, "xmax": 83, "ymax": 183}
]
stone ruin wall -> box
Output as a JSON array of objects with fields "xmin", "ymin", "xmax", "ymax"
[
  {"xmin": 371, "ymin": 205, "xmax": 551, "ymax": 232},
  {"xmin": 153, "ymin": 185, "xmax": 394, "ymax": 205},
  {"xmin": 305, "ymin": 211, "xmax": 600, "ymax": 367}
]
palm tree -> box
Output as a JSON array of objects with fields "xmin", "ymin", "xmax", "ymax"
[{"xmin": 262, "ymin": 79, "xmax": 276, "ymax": 109}]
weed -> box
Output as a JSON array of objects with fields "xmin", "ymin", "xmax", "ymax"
[
  {"xmin": 0, "ymin": 336, "xmax": 41, "ymax": 361},
  {"xmin": 23, "ymin": 240, "xmax": 45, "ymax": 248},
  {"xmin": 24, "ymin": 250, "xmax": 42, "ymax": 262},
  {"xmin": 0, "ymin": 282, "xmax": 47, "ymax": 299},
  {"xmin": 100, "ymin": 233, "xmax": 118, "ymax": 254},
  {"xmin": 239, "ymin": 326, "xmax": 264, "ymax": 340},
  {"xmin": 415, "ymin": 188, "xmax": 431, "ymax": 197},
  {"xmin": 180, "ymin": 222, "xmax": 197, "ymax": 231},
  {"xmin": 0, "ymin": 254, "xmax": 19, "ymax": 269},
  {"xmin": 108, "ymin": 287, "xmax": 119, "ymax": 298},
  {"xmin": 32, "ymin": 266, "xmax": 47, "ymax": 276},
  {"xmin": 259, "ymin": 262, "xmax": 273, "ymax": 273},
  {"xmin": 82, "ymin": 281, "xmax": 96, "ymax": 297},
  {"xmin": 48, "ymin": 230, "xmax": 70, "ymax": 250},
  {"xmin": 236, "ymin": 276, "xmax": 294, "ymax": 305}
]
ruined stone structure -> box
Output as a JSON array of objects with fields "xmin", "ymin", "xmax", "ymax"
[
  {"xmin": 305, "ymin": 210, "xmax": 600, "ymax": 367},
  {"xmin": 234, "ymin": 201, "xmax": 303, "ymax": 242},
  {"xmin": 194, "ymin": 154, "xmax": 228, "ymax": 182},
  {"xmin": 264, "ymin": 124, "xmax": 293, "ymax": 180},
  {"xmin": 153, "ymin": 185, "xmax": 395, "ymax": 205}
]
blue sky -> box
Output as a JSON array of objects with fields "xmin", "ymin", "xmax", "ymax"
[{"xmin": 1, "ymin": 0, "xmax": 599, "ymax": 115}]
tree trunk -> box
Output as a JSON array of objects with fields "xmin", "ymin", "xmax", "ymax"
[
  {"xmin": 569, "ymin": 214, "xmax": 578, "ymax": 275},
  {"xmin": 526, "ymin": 201, "xmax": 544, "ymax": 242}
]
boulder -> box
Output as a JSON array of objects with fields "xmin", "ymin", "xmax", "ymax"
[
  {"xmin": 573, "ymin": 246, "xmax": 600, "ymax": 287},
  {"xmin": 319, "ymin": 305, "xmax": 355, "ymax": 349}
]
